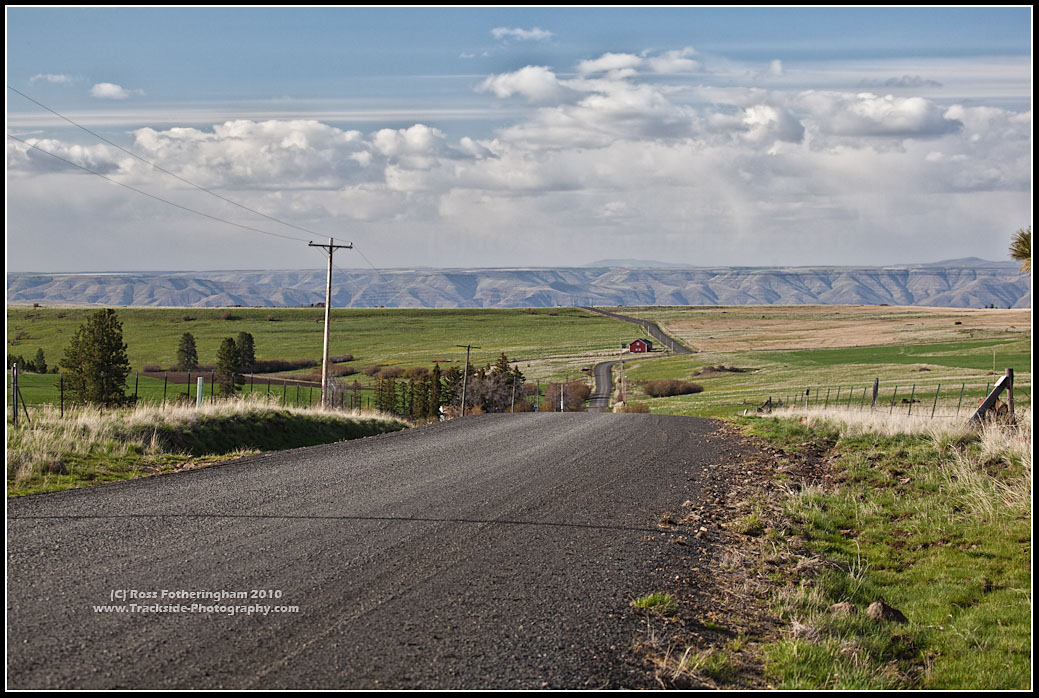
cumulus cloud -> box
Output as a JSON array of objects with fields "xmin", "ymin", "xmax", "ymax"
[
  {"xmin": 796, "ymin": 91, "xmax": 962, "ymax": 138},
  {"xmin": 7, "ymin": 45, "xmax": 1030, "ymax": 271},
  {"xmin": 477, "ymin": 66, "xmax": 578, "ymax": 104},
  {"xmin": 490, "ymin": 27, "xmax": 553, "ymax": 42},
  {"xmin": 90, "ymin": 82, "xmax": 134, "ymax": 100}
]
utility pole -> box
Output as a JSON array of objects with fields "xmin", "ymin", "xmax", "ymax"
[
  {"xmin": 456, "ymin": 344, "xmax": 480, "ymax": 416},
  {"xmin": 309, "ymin": 237, "xmax": 353, "ymax": 408}
]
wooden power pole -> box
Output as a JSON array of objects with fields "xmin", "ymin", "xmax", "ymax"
[{"xmin": 309, "ymin": 237, "xmax": 353, "ymax": 408}]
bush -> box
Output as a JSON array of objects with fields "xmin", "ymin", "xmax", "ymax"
[
  {"xmin": 329, "ymin": 354, "xmax": 354, "ymax": 363},
  {"xmin": 620, "ymin": 402, "xmax": 651, "ymax": 413},
  {"xmin": 644, "ymin": 379, "xmax": 704, "ymax": 398},
  {"xmin": 250, "ymin": 358, "xmax": 318, "ymax": 374}
]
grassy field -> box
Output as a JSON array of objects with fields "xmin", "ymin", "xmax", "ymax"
[
  {"xmin": 7, "ymin": 306, "xmax": 637, "ymax": 409},
  {"xmin": 733, "ymin": 409, "xmax": 1031, "ymax": 689},
  {"xmin": 609, "ymin": 306, "xmax": 1031, "ymax": 418}
]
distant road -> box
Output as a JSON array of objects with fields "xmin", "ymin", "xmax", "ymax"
[
  {"xmin": 587, "ymin": 360, "xmax": 619, "ymax": 412},
  {"xmin": 579, "ymin": 307, "xmax": 694, "ymax": 354},
  {"xmin": 9, "ymin": 413, "xmax": 731, "ymax": 690}
]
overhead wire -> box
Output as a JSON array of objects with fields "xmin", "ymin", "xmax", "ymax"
[
  {"xmin": 7, "ymin": 85, "xmax": 331, "ymax": 242},
  {"xmin": 7, "ymin": 133, "xmax": 310, "ymax": 244},
  {"xmin": 9, "ymin": 86, "xmax": 393, "ymax": 288}
]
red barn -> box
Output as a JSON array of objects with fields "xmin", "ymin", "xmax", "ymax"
[{"xmin": 629, "ymin": 338, "xmax": 653, "ymax": 353}]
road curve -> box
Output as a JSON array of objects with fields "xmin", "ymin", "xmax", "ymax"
[
  {"xmin": 8, "ymin": 413, "xmax": 733, "ymax": 690},
  {"xmin": 580, "ymin": 307, "xmax": 694, "ymax": 354}
]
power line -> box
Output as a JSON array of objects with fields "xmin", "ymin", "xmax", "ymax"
[
  {"xmin": 7, "ymin": 133, "xmax": 310, "ymax": 243},
  {"xmin": 7, "ymin": 85, "xmax": 330, "ymax": 241}
]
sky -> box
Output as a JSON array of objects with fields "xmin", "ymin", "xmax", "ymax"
[{"xmin": 5, "ymin": 6, "xmax": 1033, "ymax": 272}]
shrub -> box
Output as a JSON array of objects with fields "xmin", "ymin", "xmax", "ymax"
[
  {"xmin": 329, "ymin": 354, "xmax": 354, "ymax": 363},
  {"xmin": 644, "ymin": 379, "xmax": 704, "ymax": 398},
  {"xmin": 621, "ymin": 402, "xmax": 651, "ymax": 413}
]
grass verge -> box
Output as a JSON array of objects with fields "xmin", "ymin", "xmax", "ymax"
[
  {"xmin": 7, "ymin": 396, "xmax": 409, "ymax": 496},
  {"xmin": 734, "ymin": 408, "xmax": 1031, "ymax": 689}
]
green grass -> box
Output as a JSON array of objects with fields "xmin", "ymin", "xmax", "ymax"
[
  {"xmin": 619, "ymin": 341, "xmax": 1030, "ymax": 419},
  {"xmin": 631, "ymin": 592, "xmax": 678, "ymax": 616},
  {"xmin": 741, "ymin": 412, "xmax": 1031, "ymax": 690},
  {"xmin": 7, "ymin": 306, "xmax": 635, "ymax": 379}
]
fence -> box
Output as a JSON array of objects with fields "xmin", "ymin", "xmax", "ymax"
[
  {"xmin": 752, "ymin": 369, "xmax": 1027, "ymax": 422},
  {"xmin": 752, "ymin": 369, "xmax": 1026, "ymax": 419},
  {"xmin": 7, "ymin": 367, "xmax": 375, "ymax": 424}
]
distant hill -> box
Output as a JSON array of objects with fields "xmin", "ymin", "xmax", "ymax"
[{"xmin": 6, "ymin": 263, "xmax": 1031, "ymax": 309}]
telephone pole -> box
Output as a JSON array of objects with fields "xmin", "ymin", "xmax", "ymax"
[
  {"xmin": 309, "ymin": 237, "xmax": 353, "ymax": 408},
  {"xmin": 456, "ymin": 344, "xmax": 480, "ymax": 416}
]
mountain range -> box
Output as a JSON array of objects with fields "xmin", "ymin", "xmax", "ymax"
[{"xmin": 6, "ymin": 261, "xmax": 1030, "ymax": 309}]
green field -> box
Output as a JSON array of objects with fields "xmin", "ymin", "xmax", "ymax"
[{"xmin": 7, "ymin": 304, "xmax": 1032, "ymax": 419}]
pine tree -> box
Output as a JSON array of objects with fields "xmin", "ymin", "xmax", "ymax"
[
  {"xmin": 60, "ymin": 308, "xmax": 131, "ymax": 406},
  {"xmin": 177, "ymin": 332, "xmax": 199, "ymax": 371},
  {"xmin": 215, "ymin": 337, "xmax": 244, "ymax": 396},
  {"xmin": 33, "ymin": 348, "xmax": 47, "ymax": 374},
  {"xmin": 235, "ymin": 332, "xmax": 256, "ymax": 372}
]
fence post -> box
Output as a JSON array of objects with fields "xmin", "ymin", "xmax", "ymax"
[
  {"xmin": 187, "ymin": 371, "xmax": 192, "ymax": 401},
  {"xmin": 860, "ymin": 386, "xmax": 867, "ymax": 409},
  {"xmin": 871, "ymin": 378, "xmax": 879, "ymax": 409},
  {"xmin": 907, "ymin": 384, "xmax": 916, "ymax": 415},
  {"xmin": 804, "ymin": 388, "xmax": 810, "ymax": 409},
  {"xmin": 1006, "ymin": 368, "xmax": 1015, "ymax": 417},
  {"xmin": 12, "ymin": 363, "xmax": 18, "ymax": 428},
  {"xmin": 956, "ymin": 383, "xmax": 965, "ymax": 417},
  {"xmin": 135, "ymin": 372, "xmax": 139, "ymax": 402},
  {"xmin": 931, "ymin": 383, "xmax": 941, "ymax": 418},
  {"xmin": 890, "ymin": 385, "xmax": 898, "ymax": 414},
  {"xmin": 163, "ymin": 371, "xmax": 168, "ymax": 404},
  {"xmin": 60, "ymin": 372, "xmax": 64, "ymax": 418},
  {"xmin": 196, "ymin": 377, "xmax": 204, "ymax": 409},
  {"xmin": 835, "ymin": 386, "xmax": 841, "ymax": 407},
  {"xmin": 210, "ymin": 371, "xmax": 215, "ymax": 402},
  {"xmin": 825, "ymin": 388, "xmax": 831, "ymax": 407}
]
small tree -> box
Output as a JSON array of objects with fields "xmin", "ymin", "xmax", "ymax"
[
  {"xmin": 33, "ymin": 348, "xmax": 47, "ymax": 374},
  {"xmin": 235, "ymin": 332, "xmax": 256, "ymax": 372},
  {"xmin": 215, "ymin": 337, "xmax": 244, "ymax": 396},
  {"xmin": 177, "ymin": 332, "xmax": 199, "ymax": 371},
  {"xmin": 60, "ymin": 308, "xmax": 131, "ymax": 407}
]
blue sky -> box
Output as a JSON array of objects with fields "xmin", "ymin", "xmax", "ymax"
[{"xmin": 6, "ymin": 6, "xmax": 1033, "ymax": 272}]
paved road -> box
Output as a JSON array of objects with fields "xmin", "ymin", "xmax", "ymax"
[
  {"xmin": 8, "ymin": 413, "xmax": 732, "ymax": 689},
  {"xmin": 580, "ymin": 307, "xmax": 694, "ymax": 354},
  {"xmin": 587, "ymin": 361, "xmax": 619, "ymax": 412}
]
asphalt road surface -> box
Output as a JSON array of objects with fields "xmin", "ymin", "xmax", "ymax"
[{"xmin": 8, "ymin": 413, "xmax": 730, "ymax": 689}]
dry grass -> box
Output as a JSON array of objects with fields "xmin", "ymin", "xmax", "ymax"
[
  {"xmin": 621, "ymin": 306, "xmax": 1029, "ymax": 353},
  {"xmin": 7, "ymin": 395, "xmax": 406, "ymax": 494}
]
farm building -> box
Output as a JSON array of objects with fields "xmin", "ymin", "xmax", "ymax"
[{"xmin": 628, "ymin": 338, "xmax": 653, "ymax": 353}]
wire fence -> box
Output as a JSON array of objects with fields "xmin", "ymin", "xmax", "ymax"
[
  {"xmin": 751, "ymin": 375, "xmax": 1029, "ymax": 421},
  {"xmin": 7, "ymin": 369, "xmax": 376, "ymax": 423}
]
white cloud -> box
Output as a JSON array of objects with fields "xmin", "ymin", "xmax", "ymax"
[
  {"xmin": 90, "ymin": 82, "xmax": 132, "ymax": 100},
  {"xmin": 29, "ymin": 73, "xmax": 72, "ymax": 85},
  {"xmin": 490, "ymin": 27, "xmax": 553, "ymax": 42},
  {"xmin": 477, "ymin": 66, "xmax": 577, "ymax": 104},
  {"xmin": 6, "ymin": 46, "xmax": 1030, "ymax": 271}
]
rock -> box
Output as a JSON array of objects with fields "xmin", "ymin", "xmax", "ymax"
[
  {"xmin": 830, "ymin": 602, "xmax": 857, "ymax": 615},
  {"xmin": 866, "ymin": 601, "xmax": 908, "ymax": 624}
]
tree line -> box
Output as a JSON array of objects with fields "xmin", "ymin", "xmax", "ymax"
[{"xmin": 12, "ymin": 308, "xmax": 594, "ymax": 415}]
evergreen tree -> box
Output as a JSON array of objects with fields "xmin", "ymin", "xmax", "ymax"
[
  {"xmin": 33, "ymin": 348, "xmax": 47, "ymax": 374},
  {"xmin": 235, "ymin": 332, "xmax": 256, "ymax": 372},
  {"xmin": 215, "ymin": 337, "xmax": 244, "ymax": 396},
  {"xmin": 177, "ymin": 332, "xmax": 199, "ymax": 371},
  {"xmin": 59, "ymin": 308, "xmax": 131, "ymax": 406}
]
